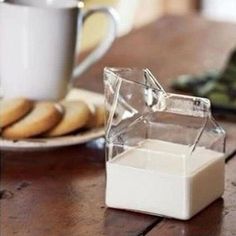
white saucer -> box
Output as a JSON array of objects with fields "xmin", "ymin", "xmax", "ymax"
[{"xmin": 0, "ymin": 128, "xmax": 104, "ymax": 150}]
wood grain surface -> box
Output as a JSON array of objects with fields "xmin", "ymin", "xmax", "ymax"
[
  {"xmin": 1, "ymin": 144, "xmax": 159, "ymax": 236},
  {"xmin": 1, "ymin": 15, "xmax": 236, "ymax": 236}
]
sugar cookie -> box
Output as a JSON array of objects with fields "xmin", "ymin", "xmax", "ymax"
[
  {"xmin": 45, "ymin": 101, "xmax": 90, "ymax": 137},
  {"xmin": 0, "ymin": 98, "xmax": 33, "ymax": 128},
  {"xmin": 86, "ymin": 105, "xmax": 105, "ymax": 128},
  {"xmin": 2, "ymin": 102, "xmax": 63, "ymax": 139}
]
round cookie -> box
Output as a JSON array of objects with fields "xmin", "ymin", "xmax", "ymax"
[
  {"xmin": 2, "ymin": 102, "xmax": 63, "ymax": 139},
  {"xmin": 86, "ymin": 105, "xmax": 105, "ymax": 128},
  {"xmin": 0, "ymin": 98, "xmax": 33, "ymax": 128},
  {"xmin": 45, "ymin": 101, "xmax": 91, "ymax": 137}
]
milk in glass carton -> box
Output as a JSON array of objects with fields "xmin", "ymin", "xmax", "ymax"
[{"xmin": 104, "ymin": 68, "xmax": 226, "ymax": 220}]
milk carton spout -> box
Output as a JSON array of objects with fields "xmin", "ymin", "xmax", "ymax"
[{"xmin": 104, "ymin": 67, "xmax": 167, "ymax": 142}]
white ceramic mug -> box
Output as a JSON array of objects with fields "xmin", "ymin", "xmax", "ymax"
[{"xmin": 0, "ymin": 0, "xmax": 118, "ymax": 100}]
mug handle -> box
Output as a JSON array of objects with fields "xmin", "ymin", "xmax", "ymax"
[{"xmin": 72, "ymin": 6, "xmax": 119, "ymax": 83}]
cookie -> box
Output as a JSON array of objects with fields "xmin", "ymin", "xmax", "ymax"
[
  {"xmin": 86, "ymin": 105, "xmax": 105, "ymax": 128},
  {"xmin": 0, "ymin": 98, "xmax": 33, "ymax": 128},
  {"xmin": 45, "ymin": 101, "xmax": 91, "ymax": 137},
  {"xmin": 2, "ymin": 102, "xmax": 63, "ymax": 139}
]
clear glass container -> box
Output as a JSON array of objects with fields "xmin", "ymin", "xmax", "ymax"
[{"xmin": 104, "ymin": 67, "xmax": 226, "ymax": 220}]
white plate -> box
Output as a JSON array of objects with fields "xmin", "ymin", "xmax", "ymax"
[
  {"xmin": 0, "ymin": 128, "xmax": 104, "ymax": 150},
  {"xmin": 0, "ymin": 89, "xmax": 105, "ymax": 150}
]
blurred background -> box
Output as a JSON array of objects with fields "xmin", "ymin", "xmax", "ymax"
[{"xmin": 80, "ymin": 0, "xmax": 236, "ymax": 52}]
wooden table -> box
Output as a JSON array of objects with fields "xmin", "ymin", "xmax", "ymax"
[{"xmin": 1, "ymin": 15, "xmax": 236, "ymax": 236}]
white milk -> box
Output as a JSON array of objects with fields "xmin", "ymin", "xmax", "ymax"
[{"xmin": 106, "ymin": 139, "xmax": 225, "ymax": 220}]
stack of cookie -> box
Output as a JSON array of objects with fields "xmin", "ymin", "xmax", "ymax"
[{"xmin": 0, "ymin": 98, "xmax": 105, "ymax": 140}]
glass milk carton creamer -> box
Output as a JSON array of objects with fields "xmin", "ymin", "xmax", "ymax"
[{"xmin": 104, "ymin": 68, "xmax": 226, "ymax": 220}]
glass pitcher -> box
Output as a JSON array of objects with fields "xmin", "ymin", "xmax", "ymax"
[{"xmin": 104, "ymin": 67, "xmax": 226, "ymax": 220}]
